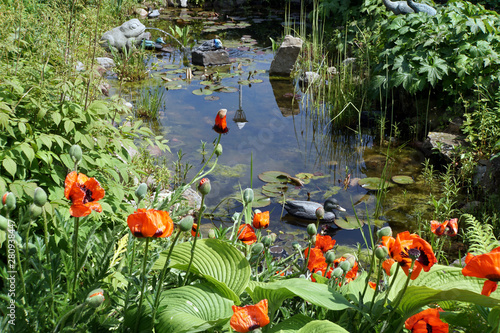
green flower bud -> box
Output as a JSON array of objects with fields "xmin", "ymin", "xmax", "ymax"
[
  {"xmin": 2, "ymin": 192, "xmax": 16, "ymax": 211},
  {"xmin": 315, "ymin": 207, "xmax": 325, "ymax": 220},
  {"xmin": 215, "ymin": 143, "xmax": 223, "ymax": 157},
  {"xmin": 377, "ymin": 226, "xmax": 392, "ymax": 239},
  {"xmin": 251, "ymin": 242, "xmax": 264, "ymax": 254},
  {"xmin": 0, "ymin": 215, "xmax": 8, "ymax": 231},
  {"xmin": 29, "ymin": 204, "xmax": 43, "ymax": 220},
  {"xmin": 179, "ymin": 216, "xmax": 194, "ymax": 232},
  {"xmin": 269, "ymin": 233, "xmax": 277, "ymax": 243},
  {"xmin": 325, "ymin": 251, "xmax": 336, "ymax": 264},
  {"xmin": 198, "ymin": 178, "xmax": 211, "ymax": 196},
  {"xmin": 69, "ymin": 144, "xmax": 83, "ymax": 163},
  {"xmin": 375, "ymin": 245, "xmax": 388, "ymax": 260},
  {"xmin": 208, "ymin": 228, "xmax": 216, "ymax": 239},
  {"xmin": 332, "ymin": 267, "xmax": 343, "ymax": 278},
  {"xmin": 307, "ymin": 223, "xmax": 317, "ymax": 236},
  {"xmin": 344, "ymin": 253, "xmax": 357, "ymax": 267},
  {"xmin": 262, "ymin": 235, "xmax": 272, "ymax": 247},
  {"xmin": 33, "ymin": 187, "xmax": 47, "ymax": 207},
  {"xmin": 242, "ymin": 188, "xmax": 254, "ymax": 205},
  {"xmin": 86, "ymin": 288, "xmax": 105, "ymax": 308},
  {"xmin": 135, "ymin": 183, "xmax": 148, "ymax": 201},
  {"xmin": 231, "ymin": 212, "xmax": 241, "ymax": 222},
  {"xmin": 339, "ymin": 259, "xmax": 351, "ymax": 272},
  {"xmin": 292, "ymin": 241, "xmax": 302, "ymax": 251}
]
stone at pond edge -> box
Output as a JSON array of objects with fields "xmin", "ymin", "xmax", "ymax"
[
  {"xmin": 269, "ymin": 35, "xmax": 303, "ymax": 77},
  {"xmin": 191, "ymin": 49, "xmax": 230, "ymax": 66}
]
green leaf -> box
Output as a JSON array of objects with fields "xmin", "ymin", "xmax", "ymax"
[
  {"xmin": 154, "ymin": 239, "xmax": 251, "ymax": 304},
  {"xmin": 268, "ymin": 314, "xmax": 313, "ymax": 332},
  {"xmin": 87, "ymin": 100, "xmax": 109, "ymax": 115},
  {"xmin": 52, "ymin": 112, "xmax": 62, "ymax": 126},
  {"xmin": 298, "ymin": 320, "xmax": 349, "ymax": 333},
  {"xmin": 64, "ymin": 119, "xmax": 75, "ymax": 134},
  {"xmin": 2, "ymin": 157, "xmax": 17, "ymax": 177},
  {"xmin": 20, "ymin": 143, "xmax": 35, "ymax": 163},
  {"xmin": 154, "ymin": 284, "xmax": 233, "ymax": 333}
]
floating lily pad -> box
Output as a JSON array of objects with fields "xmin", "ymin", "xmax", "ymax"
[
  {"xmin": 238, "ymin": 80, "xmax": 251, "ymax": 85},
  {"xmin": 334, "ymin": 216, "xmax": 364, "ymax": 230},
  {"xmin": 391, "ymin": 175, "xmax": 415, "ymax": 185},
  {"xmin": 358, "ymin": 177, "xmax": 394, "ymax": 191},
  {"xmin": 164, "ymin": 64, "xmax": 181, "ymax": 69},
  {"xmin": 262, "ymin": 183, "xmax": 288, "ymax": 194},
  {"xmin": 192, "ymin": 88, "xmax": 213, "ymax": 96},
  {"xmin": 261, "ymin": 189, "xmax": 281, "ymax": 198},
  {"xmin": 219, "ymin": 86, "xmax": 239, "ymax": 93},
  {"xmin": 200, "ymin": 80, "xmax": 214, "ymax": 85},
  {"xmin": 250, "ymin": 79, "xmax": 263, "ymax": 84},
  {"xmin": 204, "ymin": 95, "xmax": 219, "ymax": 101},
  {"xmin": 234, "ymin": 193, "xmax": 271, "ymax": 207},
  {"xmin": 323, "ymin": 186, "xmax": 342, "ymax": 198},
  {"xmin": 295, "ymin": 172, "xmax": 314, "ymax": 185},
  {"xmin": 258, "ymin": 171, "xmax": 291, "ymax": 183}
]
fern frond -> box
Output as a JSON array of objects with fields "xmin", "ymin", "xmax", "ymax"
[{"xmin": 463, "ymin": 213, "xmax": 499, "ymax": 254}]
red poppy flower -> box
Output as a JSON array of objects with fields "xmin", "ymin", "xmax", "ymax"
[
  {"xmin": 431, "ymin": 218, "xmax": 458, "ymax": 237},
  {"xmin": 430, "ymin": 220, "xmax": 446, "ymax": 236},
  {"xmin": 213, "ymin": 108, "xmax": 229, "ymax": 134},
  {"xmin": 253, "ymin": 211, "xmax": 270, "ymax": 229},
  {"xmin": 64, "ymin": 171, "xmax": 105, "ymax": 217},
  {"xmin": 369, "ymin": 281, "xmax": 377, "ymax": 290},
  {"xmin": 462, "ymin": 246, "xmax": 500, "ymax": 296},
  {"xmin": 383, "ymin": 258, "xmax": 396, "ymax": 276},
  {"xmin": 191, "ymin": 223, "xmax": 199, "ymax": 237},
  {"xmin": 405, "ymin": 308, "xmax": 449, "ymax": 333},
  {"xmin": 388, "ymin": 231, "xmax": 437, "ymax": 280},
  {"xmin": 445, "ymin": 218, "xmax": 458, "ymax": 237},
  {"xmin": 315, "ymin": 234, "xmax": 336, "ymax": 253},
  {"xmin": 230, "ymin": 299, "xmax": 270, "ymax": 333},
  {"xmin": 127, "ymin": 209, "xmax": 174, "ymax": 238},
  {"xmin": 334, "ymin": 257, "xmax": 359, "ymax": 283},
  {"xmin": 304, "ymin": 247, "xmax": 327, "ymax": 273},
  {"xmin": 237, "ymin": 224, "xmax": 257, "ymax": 245}
]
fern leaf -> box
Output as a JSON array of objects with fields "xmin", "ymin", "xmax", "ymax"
[{"xmin": 463, "ymin": 213, "xmax": 499, "ymax": 254}]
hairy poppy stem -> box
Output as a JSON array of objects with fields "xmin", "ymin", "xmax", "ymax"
[
  {"xmin": 72, "ymin": 216, "xmax": 80, "ymax": 300},
  {"xmin": 361, "ymin": 244, "xmax": 377, "ymax": 302},
  {"xmin": 122, "ymin": 238, "xmax": 136, "ymax": 333},
  {"xmin": 369, "ymin": 259, "xmax": 383, "ymax": 314},
  {"xmin": 183, "ymin": 194, "xmax": 205, "ymax": 286},
  {"xmin": 303, "ymin": 238, "xmax": 313, "ymax": 274},
  {"xmin": 134, "ymin": 238, "xmax": 150, "ymax": 333}
]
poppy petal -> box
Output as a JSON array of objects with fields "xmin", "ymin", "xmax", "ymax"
[
  {"xmin": 230, "ymin": 299, "xmax": 270, "ymax": 333},
  {"xmin": 70, "ymin": 204, "xmax": 92, "ymax": 217},
  {"xmin": 64, "ymin": 171, "xmax": 78, "ymax": 199},
  {"xmin": 482, "ymin": 280, "xmax": 498, "ymax": 296},
  {"xmin": 85, "ymin": 178, "xmax": 105, "ymax": 201}
]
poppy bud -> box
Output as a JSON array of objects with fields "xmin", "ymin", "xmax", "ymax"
[
  {"xmin": 0, "ymin": 215, "xmax": 8, "ymax": 231},
  {"xmin": 325, "ymin": 251, "xmax": 336, "ymax": 264},
  {"xmin": 344, "ymin": 253, "xmax": 357, "ymax": 267},
  {"xmin": 33, "ymin": 187, "xmax": 47, "ymax": 207},
  {"xmin": 332, "ymin": 267, "xmax": 343, "ymax": 278},
  {"xmin": 179, "ymin": 216, "xmax": 194, "ymax": 232},
  {"xmin": 339, "ymin": 259, "xmax": 351, "ymax": 272},
  {"xmin": 198, "ymin": 178, "xmax": 211, "ymax": 196},
  {"xmin": 2, "ymin": 192, "xmax": 16, "ymax": 211},
  {"xmin": 377, "ymin": 226, "xmax": 392, "ymax": 239},
  {"xmin": 135, "ymin": 183, "xmax": 148, "ymax": 201},
  {"xmin": 208, "ymin": 228, "xmax": 216, "ymax": 239},
  {"xmin": 315, "ymin": 207, "xmax": 325, "ymax": 220},
  {"xmin": 292, "ymin": 241, "xmax": 302, "ymax": 251},
  {"xmin": 231, "ymin": 212, "xmax": 240, "ymax": 222},
  {"xmin": 269, "ymin": 233, "xmax": 277, "ymax": 243},
  {"xmin": 242, "ymin": 188, "xmax": 254, "ymax": 205},
  {"xmin": 86, "ymin": 288, "xmax": 105, "ymax": 308},
  {"xmin": 215, "ymin": 143, "xmax": 223, "ymax": 157},
  {"xmin": 375, "ymin": 245, "xmax": 388, "ymax": 260},
  {"xmin": 251, "ymin": 242, "xmax": 264, "ymax": 254},
  {"xmin": 69, "ymin": 144, "xmax": 83, "ymax": 163},
  {"xmin": 29, "ymin": 204, "xmax": 43, "ymax": 220},
  {"xmin": 262, "ymin": 235, "xmax": 273, "ymax": 247},
  {"xmin": 307, "ymin": 223, "xmax": 317, "ymax": 236}
]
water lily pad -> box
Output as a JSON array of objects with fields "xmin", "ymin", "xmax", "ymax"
[
  {"xmin": 262, "ymin": 183, "xmax": 288, "ymax": 194},
  {"xmin": 250, "ymin": 79, "xmax": 263, "ymax": 84},
  {"xmin": 358, "ymin": 177, "xmax": 394, "ymax": 191},
  {"xmin": 205, "ymin": 95, "xmax": 220, "ymax": 101},
  {"xmin": 192, "ymin": 88, "xmax": 213, "ymax": 96},
  {"xmin": 200, "ymin": 80, "xmax": 214, "ymax": 85},
  {"xmin": 219, "ymin": 86, "xmax": 238, "ymax": 93},
  {"xmin": 323, "ymin": 186, "xmax": 341, "ymax": 198},
  {"xmin": 391, "ymin": 175, "xmax": 415, "ymax": 185},
  {"xmin": 238, "ymin": 80, "xmax": 251, "ymax": 85},
  {"xmin": 164, "ymin": 64, "xmax": 181, "ymax": 70},
  {"xmin": 334, "ymin": 216, "xmax": 364, "ymax": 230},
  {"xmin": 258, "ymin": 171, "xmax": 292, "ymax": 183}
]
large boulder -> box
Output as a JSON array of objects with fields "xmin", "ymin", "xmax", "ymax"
[
  {"xmin": 100, "ymin": 19, "xmax": 149, "ymax": 51},
  {"xmin": 191, "ymin": 39, "xmax": 229, "ymax": 66},
  {"xmin": 269, "ymin": 35, "xmax": 303, "ymax": 77}
]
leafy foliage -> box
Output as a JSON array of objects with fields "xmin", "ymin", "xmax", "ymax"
[{"xmin": 462, "ymin": 213, "xmax": 499, "ymax": 254}]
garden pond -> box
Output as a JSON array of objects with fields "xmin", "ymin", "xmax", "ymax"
[{"xmin": 109, "ymin": 6, "xmax": 439, "ymax": 254}]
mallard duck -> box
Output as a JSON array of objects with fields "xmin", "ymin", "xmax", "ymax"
[{"xmin": 284, "ymin": 198, "xmax": 346, "ymax": 222}]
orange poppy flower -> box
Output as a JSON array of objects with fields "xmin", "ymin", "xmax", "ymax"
[
  {"xmin": 462, "ymin": 246, "xmax": 500, "ymax": 296},
  {"xmin": 405, "ymin": 308, "xmax": 449, "ymax": 333},
  {"xmin": 334, "ymin": 257, "xmax": 359, "ymax": 283},
  {"xmin": 230, "ymin": 299, "xmax": 270, "ymax": 333},
  {"xmin": 315, "ymin": 234, "xmax": 336, "ymax": 253},
  {"xmin": 253, "ymin": 211, "xmax": 270, "ymax": 229},
  {"xmin": 445, "ymin": 218, "xmax": 458, "ymax": 237},
  {"xmin": 369, "ymin": 281, "xmax": 377, "ymax": 290},
  {"xmin": 127, "ymin": 209, "xmax": 174, "ymax": 238},
  {"xmin": 430, "ymin": 220, "xmax": 446, "ymax": 236},
  {"xmin": 383, "ymin": 258, "xmax": 396, "ymax": 276},
  {"xmin": 304, "ymin": 247, "xmax": 327, "ymax": 273},
  {"xmin": 213, "ymin": 108, "xmax": 229, "ymax": 134},
  {"xmin": 237, "ymin": 224, "xmax": 257, "ymax": 245},
  {"xmin": 64, "ymin": 171, "xmax": 105, "ymax": 217},
  {"xmin": 191, "ymin": 223, "xmax": 199, "ymax": 237},
  {"xmin": 431, "ymin": 218, "xmax": 458, "ymax": 237},
  {"xmin": 389, "ymin": 231, "xmax": 437, "ymax": 280}
]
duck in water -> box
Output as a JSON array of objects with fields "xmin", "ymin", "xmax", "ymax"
[{"xmin": 284, "ymin": 198, "xmax": 346, "ymax": 223}]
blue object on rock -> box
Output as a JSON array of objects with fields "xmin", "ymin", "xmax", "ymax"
[{"xmin": 284, "ymin": 198, "xmax": 346, "ymax": 222}]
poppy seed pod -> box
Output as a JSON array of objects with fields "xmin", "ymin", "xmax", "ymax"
[
  {"xmin": 332, "ymin": 267, "xmax": 344, "ymax": 278},
  {"xmin": 262, "ymin": 235, "xmax": 273, "ymax": 247},
  {"xmin": 242, "ymin": 188, "xmax": 254, "ymax": 205},
  {"xmin": 315, "ymin": 206, "xmax": 325, "ymax": 220},
  {"xmin": 29, "ymin": 204, "xmax": 43, "ymax": 220},
  {"xmin": 69, "ymin": 144, "xmax": 83, "ymax": 163},
  {"xmin": 33, "ymin": 187, "xmax": 47, "ymax": 207},
  {"xmin": 375, "ymin": 245, "xmax": 389, "ymax": 260},
  {"xmin": 377, "ymin": 226, "xmax": 392, "ymax": 239},
  {"xmin": 215, "ymin": 143, "xmax": 223, "ymax": 157},
  {"xmin": 339, "ymin": 259, "xmax": 351, "ymax": 272},
  {"xmin": 179, "ymin": 216, "xmax": 194, "ymax": 232},
  {"xmin": 344, "ymin": 254, "xmax": 357, "ymax": 267},
  {"xmin": 2, "ymin": 192, "xmax": 16, "ymax": 211},
  {"xmin": 292, "ymin": 241, "xmax": 302, "ymax": 251},
  {"xmin": 198, "ymin": 178, "xmax": 211, "ymax": 196},
  {"xmin": 135, "ymin": 183, "xmax": 148, "ymax": 201},
  {"xmin": 269, "ymin": 233, "xmax": 277, "ymax": 243},
  {"xmin": 325, "ymin": 251, "xmax": 336, "ymax": 264},
  {"xmin": 0, "ymin": 215, "xmax": 8, "ymax": 231},
  {"xmin": 86, "ymin": 288, "xmax": 105, "ymax": 308},
  {"xmin": 251, "ymin": 242, "xmax": 264, "ymax": 254},
  {"xmin": 307, "ymin": 223, "xmax": 317, "ymax": 236}
]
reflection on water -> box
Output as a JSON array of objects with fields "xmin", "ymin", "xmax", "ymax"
[{"xmin": 118, "ymin": 7, "xmax": 431, "ymax": 249}]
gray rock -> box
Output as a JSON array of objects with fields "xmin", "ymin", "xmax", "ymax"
[
  {"xmin": 269, "ymin": 35, "xmax": 303, "ymax": 77},
  {"xmin": 423, "ymin": 132, "xmax": 465, "ymax": 162},
  {"xmin": 191, "ymin": 49, "xmax": 230, "ymax": 66},
  {"xmin": 75, "ymin": 61, "xmax": 85, "ymax": 72},
  {"xmin": 96, "ymin": 57, "xmax": 115, "ymax": 69},
  {"xmin": 100, "ymin": 19, "xmax": 149, "ymax": 51}
]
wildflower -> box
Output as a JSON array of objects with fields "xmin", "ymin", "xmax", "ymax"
[
  {"xmin": 191, "ymin": 223, "xmax": 200, "ymax": 237},
  {"xmin": 127, "ymin": 209, "xmax": 173, "ymax": 238},
  {"xmin": 253, "ymin": 211, "xmax": 270, "ymax": 229},
  {"xmin": 462, "ymin": 246, "xmax": 500, "ymax": 296},
  {"xmin": 230, "ymin": 299, "xmax": 270, "ymax": 333},
  {"xmin": 64, "ymin": 171, "xmax": 105, "ymax": 217},
  {"xmin": 386, "ymin": 231, "xmax": 437, "ymax": 280},
  {"xmin": 431, "ymin": 218, "xmax": 458, "ymax": 237},
  {"xmin": 213, "ymin": 108, "xmax": 229, "ymax": 134},
  {"xmin": 369, "ymin": 281, "xmax": 377, "ymax": 290},
  {"xmin": 430, "ymin": 220, "xmax": 446, "ymax": 236},
  {"xmin": 445, "ymin": 218, "xmax": 458, "ymax": 237},
  {"xmin": 315, "ymin": 234, "xmax": 336, "ymax": 253},
  {"xmin": 405, "ymin": 308, "xmax": 449, "ymax": 333},
  {"xmin": 237, "ymin": 224, "xmax": 257, "ymax": 245},
  {"xmin": 304, "ymin": 247, "xmax": 327, "ymax": 273}
]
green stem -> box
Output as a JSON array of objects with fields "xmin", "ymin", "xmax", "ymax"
[
  {"xmin": 42, "ymin": 208, "xmax": 55, "ymax": 318},
  {"xmin": 361, "ymin": 246, "xmax": 376, "ymax": 304},
  {"xmin": 72, "ymin": 216, "xmax": 80, "ymax": 300},
  {"xmin": 382, "ymin": 263, "xmax": 400, "ymax": 307},
  {"xmin": 369, "ymin": 259, "xmax": 383, "ymax": 314},
  {"xmin": 183, "ymin": 193, "xmax": 205, "ymax": 286},
  {"xmin": 122, "ymin": 237, "xmax": 136, "ymax": 333},
  {"xmin": 151, "ymin": 229, "xmax": 182, "ymax": 329},
  {"xmin": 53, "ymin": 303, "xmax": 86, "ymax": 333},
  {"xmin": 231, "ymin": 204, "xmax": 246, "ymax": 244},
  {"xmin": 14, "ymin": 237, "xmax": 26, "ymax": 304},
  {"xmin": 303, "ymin": 237, "xmax": 313, "ymax": 274},
  {"xmin": 134, "ymin": 238, "xmax": 150, "ymax": 333}
]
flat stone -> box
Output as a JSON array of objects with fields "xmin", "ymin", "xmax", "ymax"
[
  {"xmin": 424, "ymin": 132, "xmax": 465, "ymax": 161},
  {"xmin": 269, "ymin": 35, "xmax": 303, "ymax": 77},
  {"xmin": 191, "ymin": 49, "xmax": 230, "ymax": 66}
]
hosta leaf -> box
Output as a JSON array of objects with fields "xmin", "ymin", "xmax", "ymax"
[
  {"xmin": 298, "ymin": 320, "xmax": 349, "ymax": 333},
  {"xmin": 155, "ymin": 284, "xmax": 233, "ymax": 333},
  {"xmin": 268, "ymin": 314, "xmax": 313, "ymax": 332},
  {"xmin": 154, "ymin": 238, "xmax": 251, "ymax": 304}
]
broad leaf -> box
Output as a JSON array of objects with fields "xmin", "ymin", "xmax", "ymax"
[
  {"xmin": 298, "ymin": 320, "xmax": 349, "ymax": 333},
  {"xmin": 268, "ymin": 314, "xmax": 313, "ymax": 333}
]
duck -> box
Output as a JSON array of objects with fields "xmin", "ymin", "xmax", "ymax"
[{"xmin": 284, "ymin": 198, "xmax": 346, "ymax": 223}]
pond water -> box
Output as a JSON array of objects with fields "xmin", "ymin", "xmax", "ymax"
[{"xmin": 115, "ymin": 7, "xmax": 435, "ymax": 252}]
